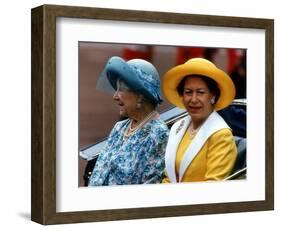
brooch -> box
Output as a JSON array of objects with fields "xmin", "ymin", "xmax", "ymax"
[{"xmin": 175, "ymin": 120, "xmax": 185, "ymax": 134}]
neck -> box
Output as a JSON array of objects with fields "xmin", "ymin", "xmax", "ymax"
[
  {"xmin": 131, "ymin": 102, "xmax": 156, "ymax": 122},
  {"xmin": 131, "ymin": 107, "xmax": 155, "ymax": 127},
  {"xmin": 191, "ymin": 120, "xmax": 203, "ymax": 130},
  {"xmin": 191, "ymin": 110, "xmax": 214, "ymax": 129}
]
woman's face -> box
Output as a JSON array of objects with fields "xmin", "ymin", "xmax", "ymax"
[
  {"xmin": 182, "ymin": 76, "xmax": 215, "ymax": 124},
  {"xmin": 113, "ymin": 80, "xmax": 139, "ymax": 118}
]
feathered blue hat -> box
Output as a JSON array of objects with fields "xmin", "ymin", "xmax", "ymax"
[{"xmin": 104, "ymin": 56, "xmax": 162, "ymax": 104}]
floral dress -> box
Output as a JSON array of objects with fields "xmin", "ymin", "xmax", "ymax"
[{"xmin": 88, "ymin": 118, "xmax": 169, "ymax": 186}]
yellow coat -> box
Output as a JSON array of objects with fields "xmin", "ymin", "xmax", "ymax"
[{"xmin": 163, "ymin": 112, "xmax": 237, "ymax": 183}]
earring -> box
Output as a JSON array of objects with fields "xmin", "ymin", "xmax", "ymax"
[
  {"xmin": 210, "ymin": 97, "xmax": 215, "ymax": 105},
  {"xmin": 137, "ymin": 96, "xmax": 143, "ymax": 109}
]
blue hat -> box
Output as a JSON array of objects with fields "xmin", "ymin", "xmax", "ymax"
[{"xmin": 105, "ymin": 56, "xmax": 162, "ymax": 104}]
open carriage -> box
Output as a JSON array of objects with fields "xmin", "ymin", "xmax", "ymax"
[{"xmin": 80, "ymin": 99, "xmax": 246, "ymax": 186}]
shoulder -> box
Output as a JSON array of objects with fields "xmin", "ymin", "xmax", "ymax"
[
  {"xmin": 150, "ymin": 119, "xmax": 169, "ymax": 131},
  {"xmin": 112, "ymin": 119, "xmax": 129, "ymax": 131},
  {"xmin": 106, "ymin": 119, "xmax": 129, "ymax": 139},
  {"xmin": 144, "ymin": 119, "xmax": 169, "ymax": 141},
  {"xmin": 212, "ymin": 128, "xmax": 233, "ymax": 137},
  {"xmin": 208, "ymin": 128, "xmax": 235, "ymax": 143}
]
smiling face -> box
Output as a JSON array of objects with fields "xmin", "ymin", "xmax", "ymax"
[
  {"xmin": 182, "ymin": 76, "xmax": 215, "ymax": 125},
  {"xmin": 112, "ymin": 80, "xmax": 139, "ymax": 118}
]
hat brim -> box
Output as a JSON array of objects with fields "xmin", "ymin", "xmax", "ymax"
[
  {"xmin": 106, "ymin": 57, "xmax": 141, "ymax": 92},
  {"xmin": 162, "ymin": 58, "xmax": 236, "ymax": 111}
]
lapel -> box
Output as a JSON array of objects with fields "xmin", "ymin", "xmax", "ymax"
[{"xmin": 165, "ymin": 116, "xmax": 191, "ymax": 183}]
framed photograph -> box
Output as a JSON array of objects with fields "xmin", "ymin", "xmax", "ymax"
[{"xmin": 31, "ymin": 4, "xmax": 274, "ymax": 225}]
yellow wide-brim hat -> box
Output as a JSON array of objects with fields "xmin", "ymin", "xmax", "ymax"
[{"xmin": 162, "ymin": 58, "xmax": 236, "ymax": 111}]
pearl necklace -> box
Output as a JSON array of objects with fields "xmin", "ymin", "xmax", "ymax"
[
  {"xmin": 123, "ymin": 110, "xmax": 157, "ymax": 140},
  {"xmin": 188, "ymin": 123, "xmax": 202, "ymax": 138}
]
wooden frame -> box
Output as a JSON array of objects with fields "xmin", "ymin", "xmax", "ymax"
[{"xmin": 31, "ymin": 4, "xmax": 274, "ymax": 225}]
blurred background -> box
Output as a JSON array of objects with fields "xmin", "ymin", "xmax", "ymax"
[{"xmin": 79, "ymin": 43, "xmax": 246, "ymax": 186}]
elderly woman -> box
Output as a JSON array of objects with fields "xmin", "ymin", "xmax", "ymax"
[
  {"xmin": 88, "ymin": 56, "xmax": 169, "ymax": 186},
  {"xmin": 162, "ymin": 58, "xmax": 237, "ymax": 183}
]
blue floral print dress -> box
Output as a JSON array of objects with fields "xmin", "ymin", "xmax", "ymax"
[{"xmin": 88, "ymin": 118, "xmax": 169, "ymax": 186}]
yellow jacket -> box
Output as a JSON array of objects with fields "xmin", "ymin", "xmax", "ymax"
[{"xmin": 163, "ymin": 112, "xmax": 237, "ymax": 183}]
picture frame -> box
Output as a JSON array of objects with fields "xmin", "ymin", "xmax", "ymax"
[{"xmin": 31, "ymin": 4, "xmax": 274, "ymax": 225}]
